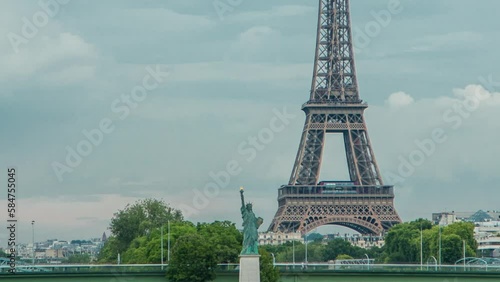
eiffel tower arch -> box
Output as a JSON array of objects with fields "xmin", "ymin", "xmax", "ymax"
[{"xmin": 268, "ymin": 0, "xmax": 402, "ymax": 235}]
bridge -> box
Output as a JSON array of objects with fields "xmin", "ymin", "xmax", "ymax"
[{"xmin": 2, "ymin": 264, "xmax": 500, "ymax": 281}]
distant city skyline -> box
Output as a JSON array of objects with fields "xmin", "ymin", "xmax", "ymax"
[{"xmin": 1, "ymin": 0, "xmax": 500, "ymax": 243}]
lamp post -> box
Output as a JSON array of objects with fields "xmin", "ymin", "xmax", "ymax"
[
  {"xmin": 420, "ymin": 225, "xmax": 423, "ymax": 270},
  {"xmin": 271, "ymin": 253, "xmax": 276, "ymax": 267},
  {"xmin": 438, "ymin": 225, "xmax": 442, "ymax": 267},
  {"xmin": 168, "ymin": 220, "xmax": 171, "ymax": 262},
  {"xmin": 292, "ymin": 238, "xmax": 295, "ymax": 269},
  {"xmin": 304, "ymin": 221, "xmax": 308, "ymax": 266},
  {"xmin": 31, "ymin": 220, "xmax": 35, "ymax": 265},
  {"xmin": 365, "ymin": 254, "xmax": 370, "ymax": 270},
  {"xmin": 463, "ymin": 240, "xmax": 466, "ymax": 270},
  {"xmin": 161, "ymin": 224, "xmax": 164, "ymax": 269}
]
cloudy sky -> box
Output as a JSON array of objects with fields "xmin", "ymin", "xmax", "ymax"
[{"xmin": 1, "ymin": 0, "xmax": 500, "ymax": 244}]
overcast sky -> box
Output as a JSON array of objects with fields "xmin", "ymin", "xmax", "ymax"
[{"xmin": 1, "ymin": 0, "xmax": 500, "ymax": 244}]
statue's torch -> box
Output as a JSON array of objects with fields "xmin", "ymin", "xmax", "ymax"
[{"xmin": 240, "ymin": 187, "xmax": 245, "ymax": 207}]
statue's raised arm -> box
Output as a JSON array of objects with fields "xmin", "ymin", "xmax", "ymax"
[{"xmin": 240, "ymin": 187, "xmax": 245, "ymax": 208}]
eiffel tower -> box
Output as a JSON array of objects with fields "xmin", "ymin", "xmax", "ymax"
[{"xmin": 268, "ymin": 0, "xmax": 401, "ymax": 235}]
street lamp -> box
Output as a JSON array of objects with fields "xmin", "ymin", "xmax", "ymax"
[
  {"xmin": 463, "ymin": 240, "xmax": 466, "ymax": 270},
  {"xmin": 438, "ymin": 225, "xmax": 442, "ymax": 267},
  {"xmin": 31, "ymin": 220, "xmax": 35, "ymax": 265},
  {"xmin": 168, "ymin": 220, "xmax": 171, "ymax": 262},
  {"xmin": 365, "ymin": 254, "xmax": 370, "ymax": 270},
  {"xmin": 161, "ymin": 224, "xmax": 164, "ymax": 269},
  {"xmin": 270, "ymin": 253, "xmax": 276, "ymax": 267},
  {"xmin": 420, "ymin": 225, "xmax": 423, "ymax": 270},
  {"xmin": 304, "ymin": 221, "xmax": 308, "ymax": 266},
  {"xmin": 161, "ymin": 220, "xmax": 171, "ymax": 269}
]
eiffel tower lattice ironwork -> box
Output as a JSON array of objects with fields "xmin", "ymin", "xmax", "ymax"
[{"xmin": 268, "ymin": 0, "xmax": 401, "ymax": 235}]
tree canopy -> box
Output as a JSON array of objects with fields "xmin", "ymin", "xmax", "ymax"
[
  {"xmin": 323, "ymin": 238, "xmax": 365, "ymax": 261},
  {"xmin": 99, "ymin": 199, "xmax": 183, "ymax": 262},
  {"xmin": 65, "ymin": 253, "xmax": 91, "ymax": 264},
  {"xmin": 196, "ymin": 221, "xmax": 243, "ymax": 263},
  {"xmin": 166, "ymin": 233, "xmax": 217, "ymax": 282},
  {"xmin": 383, "ymin": 219, "xmax": 477, "ymax": 264},
  {"xmin": 259, "ymin": 248, "xmax": 280, "ymax": 282},
  {"xmin": 103, "ymin": 198, "xmax": 183, "ymax": 258}
]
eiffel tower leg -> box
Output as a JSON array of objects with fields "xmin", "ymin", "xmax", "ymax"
[{"xmin": 289, "ymin": 124, "xmax": 326, "ymax": 186}]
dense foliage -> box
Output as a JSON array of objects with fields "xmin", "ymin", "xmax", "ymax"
[
  {"xmin": 166, "ymin": 233, "xmax": 217, "ymax": 282},
  {"xmin": 196, "ymin": 221, "xmax": 243, "ymax": 263},
  {"xmin": 120, "ymin": 221, "xmax": 197, "ymax": 264},
  {"xmin": 65, "ymin": 253, "xmax": 91, "ymax": 264},
  {"xmin": 382, "ymin": 219, "xmax": 477, "ymax": 264},
  {"xmin": 109, "ymin": 199, "xmax": 183, "ymax": 254},
  {"xmin": 259, "ymin": 249, "xmax": 280, "ymax": 282},
  {"xmin": 262, "ymin": 238, "xmax": 384, "ymax": 263}
]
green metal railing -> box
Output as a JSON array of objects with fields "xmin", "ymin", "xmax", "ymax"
[{"xmin": 2, "ymin": 263, "xmax": 500, "ymax": 274}]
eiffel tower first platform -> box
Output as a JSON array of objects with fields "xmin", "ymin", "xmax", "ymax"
[{"xmin": 268, "ymin": 0, "xmax": 402, "ymax": 235}]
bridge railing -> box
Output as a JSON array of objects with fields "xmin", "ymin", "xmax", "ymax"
[
  {"xmin": 0, "ymin": 264, "xmax": 167, "ymax": 273},
  {"xmin": 273, "ymin": 263, "xmax": 500, "ymax": 272},
  {"xmin": 2, "ymin": 263, "xmax": 500, "ymax": 274}
]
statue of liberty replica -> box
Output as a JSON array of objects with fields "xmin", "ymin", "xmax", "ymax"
[{"xmin": 239, "ymin": 187, "xmax": 263, "ymax": 282}]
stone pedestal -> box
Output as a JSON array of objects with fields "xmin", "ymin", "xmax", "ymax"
[{"xmin": 239, "ymin": 254, "xmax": 260, "ymax": 282}]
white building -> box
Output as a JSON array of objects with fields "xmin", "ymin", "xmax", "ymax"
[
  {"xmin": 475, "ymin": 221, "xmax": 500, "ymax": 258},
  {"xmin": 259, "ymin": 232, "xmax": 303, "ymax": 245},
  {"xmin": 345, "ymin": 236, "xmax": 385, "ymax": 249}
]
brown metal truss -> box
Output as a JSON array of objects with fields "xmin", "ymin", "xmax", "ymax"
[{"xmin": 268, "ymin": 0, "xmax": 402, "ymax": 235}]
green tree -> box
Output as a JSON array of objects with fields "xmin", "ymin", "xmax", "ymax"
[
  {"xmin": 197, "ymin": 221, "xmax": 243, "ymax": 263},
  {"xmin": 166, "ymin": 233, "xmax": 217, "ymax": 282},
  {"xmin": 260, "ymin": 242, "xmax": 293, "ymax": 258},
  {"xmin": 259, "ymin": 248, "xmax": 280, "ymax": 282},
  {"xmin": 275, "ymin": 241, "xmax": 324, "ymax": 262},
  {"xmin": 66, "ymin": 253, "xmax": 91, "ymax": 264},
  {"xmin": 120, "ymin": 221, "xmax": 197, "ymax": 264},
  {"xmin": 441, "ymin": 234, "xmax": 464, "ymax": 264},
  {"xmin": 383, "ymin": 220, "xmax": 478, "ymax": 264},
  {"xmin": 366, "ymin": 246, "xmax": 385, "ymax": 263},
  {"xmin": 323, "ymin": 238, "xmax": 360, "ymax": 261},
  {"xmin": 307, "ymin": 242, "xmax": 327, "ymax": 262},
  {"xmin": 384, "ymin": 222, "xmax": 421, "ymax": 263},
  {"xmin": 274, "ymin": 241, "xmax": 303, "ymax": 262},
  {"xmin": 336, "ymin": 254, "xmax": 354, "ymax": 260},
  {"xmin": 409, "ymin": 218, "xmax": 433, "ymax": 230},
  {"xmin": 443, "ymin": 222, "xmax": 477, "ymax": 252},
  {"xmin": 121, "ymin": 237, "xmax": 149, "ymax": 263},
  {"xmin": 97, "ymin": 236, "xmax": 119, "ymax": 263},
  {"xmin": 105, "ymin": 199, "xmax": 183, "ymax": 257}
]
